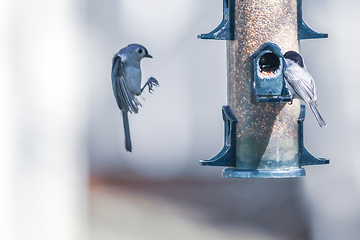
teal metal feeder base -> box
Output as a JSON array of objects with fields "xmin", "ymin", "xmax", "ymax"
[{"xmin": 222, "ymin": 168, "xmax": 306, "ymax": 179}]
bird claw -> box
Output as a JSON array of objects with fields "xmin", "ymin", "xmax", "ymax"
[
  {"xmin": 146, "ymin": 77, "xmax": 159, "ymax": 93},
  {"xmin": 289, "ymin": 97, "xmax": 294, "ymax": 105}
]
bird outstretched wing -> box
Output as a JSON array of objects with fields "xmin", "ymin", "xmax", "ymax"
[{"xmin": 111, "ymin": 55, "xmax": 140, "ymax": 114}]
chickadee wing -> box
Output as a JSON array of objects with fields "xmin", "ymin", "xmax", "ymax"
[
  {"xmin": 111, "ymin": 55, "xmax": 139, "ymax": 113},
  {"xmin": 285, "ymin": 66, "xmax": 317, "ymax": 104}
]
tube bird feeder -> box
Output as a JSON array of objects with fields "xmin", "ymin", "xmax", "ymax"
[{"xmin": 199, "ymin": 0, "xmax": 329, "ymax": 178}]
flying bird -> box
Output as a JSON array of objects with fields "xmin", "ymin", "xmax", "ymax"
[{"xmin": 111, "ymin": 44, "xmax": 159, "ymax": 151}]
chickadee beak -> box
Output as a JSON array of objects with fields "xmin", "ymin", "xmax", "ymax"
[{"xmin": 145, "ymin": 53, "xmax": 153, "ymax": 58}]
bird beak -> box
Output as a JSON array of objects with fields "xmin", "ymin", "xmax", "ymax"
[{"xmin": 145, "ymin": 53, "xmax": 153, "ymax": 58}]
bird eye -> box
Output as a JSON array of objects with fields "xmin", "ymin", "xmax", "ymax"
[{"xmin": 138, "ymin": 49, "xmax": 143, "ymax": 54}]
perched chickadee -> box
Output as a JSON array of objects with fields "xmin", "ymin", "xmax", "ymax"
[
  {"xmin": 111, "ymin": 44, "xmax": 159, "ymax": 152},
  {"xmin": 283, "ymin": 51, "xmax": 326, "ymax": 128}
]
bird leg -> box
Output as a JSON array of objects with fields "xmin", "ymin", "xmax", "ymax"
[{"xmin": 141, "ymin": 77, "xmax": 159, "ymax": 93}]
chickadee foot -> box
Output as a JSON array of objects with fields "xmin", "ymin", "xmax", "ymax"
[
  {"xmin": 144, "ymin": 77, "xmax": 159, "ymax": 93},
  {"xmin": 288, "ymin": 98, "xmax": 294, "ymax": 105}
]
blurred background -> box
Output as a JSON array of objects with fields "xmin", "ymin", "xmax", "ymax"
[{"xmin": 1, "ymin": 0, "xmax": 360, "ymax": 239}]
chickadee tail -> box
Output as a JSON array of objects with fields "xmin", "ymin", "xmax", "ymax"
[
  {"xmin": 309, "ymin": 101, "xmax": 327, "ymax": 128},
  {"xmin": 122, "ymin": 111, "xmax": 132, "ymax": 152}
]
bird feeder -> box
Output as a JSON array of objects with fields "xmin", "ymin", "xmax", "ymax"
[
  {"xmin": 198, "ymin": 0, "xmax": 329, "ymax": 178},
  {"xmin": 249, "ymin": 42, "xmax": 292, "ymax": 103}
]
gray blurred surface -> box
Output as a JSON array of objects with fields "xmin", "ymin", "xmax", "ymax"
[{"xmin": 89, "ymin": 176, "xmax": 310, "ymax": 240}]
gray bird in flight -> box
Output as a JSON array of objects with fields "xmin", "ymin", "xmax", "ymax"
[
  {"xmin": 284, "ymin": 51, "xmax": 326, "ymax": 128},
  {"xmin": 112, "ymin": 44, "xmax": 159, "ymax": 152}
]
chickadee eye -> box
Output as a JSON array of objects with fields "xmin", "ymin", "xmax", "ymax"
[{"xmin": 138, "ymin": 49, "xmax": 143, "ymax": 54}]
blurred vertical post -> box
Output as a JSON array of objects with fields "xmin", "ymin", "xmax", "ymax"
[
  {"xmin": 226, "ymin": 0, "xmax": 300, "ymax": 173},
  {"xmin": 0, "ymin": 1, "xmax": 15, "ymax": 239},
  {"xmin": 1, "ymin": 1, "xmax": 87, "ymax": 240}
]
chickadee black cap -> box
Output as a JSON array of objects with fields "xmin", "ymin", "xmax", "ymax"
[{"xmin": 284, "ymin": 51, "xmax": 304, "ymax": 68}]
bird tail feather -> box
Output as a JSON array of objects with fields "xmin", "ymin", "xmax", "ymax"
[
  {"xmin": 122, "ymin": 111, "xmax": 132, "ymax": 152},
  {"xmin": 309, "ymin": 101, "xmax": 327, "ymax": 128}
]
